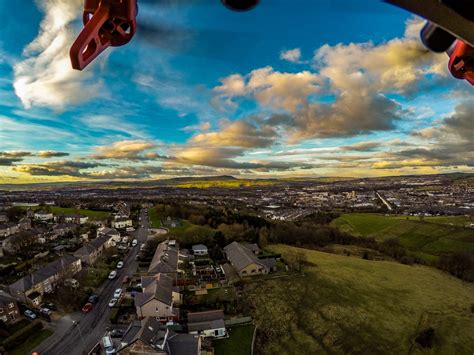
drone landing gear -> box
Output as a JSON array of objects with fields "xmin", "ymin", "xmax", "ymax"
[{"xmin": 70, "ymin": 0, "xmax": 137, "ymax": 71}]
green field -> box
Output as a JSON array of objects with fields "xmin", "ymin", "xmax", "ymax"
[
  {"xmin": 331, "ymin": 213, "xmax": 474, "ymax": 261},
  {"xmin": 246, "ymin": 245, "xmax": 474, "ymax": 355},
  {"xmin": 171, "ymin": 179, "xmax": 277, "ymax": 189},
  {"xmin": 49, "ymin": 207, "xmax": 110, "ymax": 219},
  {"xmin": 213, "ymin": 325, "xmax": 255, "ymax": 355}
]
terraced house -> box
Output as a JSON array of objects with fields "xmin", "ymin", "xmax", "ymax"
[{"xmin": 9, "ymin": 255, "xmax": 82, "ymax": 305}]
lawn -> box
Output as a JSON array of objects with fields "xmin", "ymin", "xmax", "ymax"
[
  {"xmin": 50, "ymin": 207, "xmax": 110, "ymax": 219},
  {"xmin": 213, "ymin": 325, "xmax": 255, "ymax": 355},
  {"xmin": 148, "ymin": 207, "xmax": 162, "ymax": 228},
  {"xmin": 11, "ymin": 329, "xmax": 53, "ymax": 355},
  {"xmin": 331, "ymin": 213, "xmax": 474, "ymax": 261},
  {"xmin": 246, "ymin": 245, "xmax": 474, "ymax": 355}
]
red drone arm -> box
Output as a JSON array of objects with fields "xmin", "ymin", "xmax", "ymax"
[
  {"xmin": 448, "ymin": 40, "xmax": 474, "ymax": 85},
  {"xmin": 70, "ymin": 0, "xmax": 137, "ymax": 71}
]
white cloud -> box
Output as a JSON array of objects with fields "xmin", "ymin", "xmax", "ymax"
[
  {"xmin": 280, "ymin": 48, "xmax": 302, "ymax": 63},
  {"xmin": 13, "ymin": 0, "xmax": 102, "ymax": 109}
]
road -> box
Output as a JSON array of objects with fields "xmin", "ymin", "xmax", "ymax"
[{"xmin": 35, "ymin": 209, "xmax": 150, "ymax": 355}]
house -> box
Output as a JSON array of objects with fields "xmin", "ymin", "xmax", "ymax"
[
  {"xmin": 118, "ymin": 317, "xmax": 201, "ymax": 355},
  {"xmin": 97, "ymin": 227, "xmax": 121, "ymax": 244},
  {"xmin": 0, "ymin": 223, "xmax": 19, "ymax": 237},
  {"xmin": 187, "ymin": 310, "xmax": 226, "ymax": 338},
  {"xmin": 52, "ymin": 223, "xmax": 78, "ymax": 237},
  {"xmin": 0, "ymin": 290, "xmax": 20, "ymax": 325},
  {"xmin": 191, "ymin": 244, "xmax": 208, "ymax": 257},
  {"xmin": 148, "ymin": 240, "xmax": 179, "ymax": 275},
  {"xmin": 2, "ymin": 230, "xmax": 39, "ymax": 254},
  {"xmin": 34, "ymin": 211, "xmax": 54, "ymax": 222},
  {"xmin": 73, "ymin": 235, "xmax": 114, "ymax": 265},
  {"xmin": 9, "ymin": 255, "xmax": 82, "ymax": 305},
  {"xmin": 135, "ymin": 274, "xmax": 181, "ymax": 322},
  {"xmin": 223, "ymin": 241, "xmax": 269, "ymax": 277},
  {"xmin": 111, "ymin": 217, "xmax": 133, "ymax": 229},
  {"xmin": 55, "ymin": 214, "xmax": 89, "ymax": 225},
  {"xmin": 246, "ymin": 243, "xmax": 261, "ymax": 255}
]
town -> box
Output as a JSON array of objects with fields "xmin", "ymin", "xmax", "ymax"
[{"xmin": 0, "ymin": 173, "xmax": 473, "ymax": 355}]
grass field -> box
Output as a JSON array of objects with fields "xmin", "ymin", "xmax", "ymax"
[
  {"xmin": 20, "ymin": 206, "xmax": 110, "ymax": 220},
  {"xmin": 213, "ymin": 325, "xmax": 255, "ymax": 355},
  {"xmin": 171, "ymin": 179, "xmax": 277, "ymax": 189},
  {"xmin": 246, "ymin": 245, "xmax": 474, "ymax": 355},
  {"xmin": 331, "ymin": 213, "xmax": 474, "ymax": 261}
]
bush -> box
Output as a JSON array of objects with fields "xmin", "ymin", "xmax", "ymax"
[
  {"xmin": 109, "ymin": 308, "xmax": 120, "ymax": 324},
  {"xmin": 415, "ymin": 327, "xmax": 435, "ymax": 348},
  {"xmin": 400, "ymin": 256, "xmax": 415, "ymax": 265},
  {"xmin": 2, "ymin": 320, "xmax": 43, "ymax": 350}
]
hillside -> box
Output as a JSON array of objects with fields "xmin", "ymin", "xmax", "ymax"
[
  {"xmin": 246, "ymin": 245, "xmax": 474, "ymax": 355},
  {"xmin": 331, "ymin": 213, "xmax": 474, "ymax": 261}
]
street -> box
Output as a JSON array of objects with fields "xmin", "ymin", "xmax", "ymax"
[{"xmin": 35, "ymin": 209, "xmax": 150, "ymax": 355}]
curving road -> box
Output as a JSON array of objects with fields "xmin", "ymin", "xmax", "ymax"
[{"xmin": 35, "ymin": 209, "xmax": 149, "ymax": 355}]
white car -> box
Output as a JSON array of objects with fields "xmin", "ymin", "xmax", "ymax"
[
  {"xmin": 113, "ymin": 288, "xmax": 123, "ymax": 298},
  {"xmin": 131, "ymin": 239, "xmax": 138, "ymax": 247},
  {"xmin": 108, "ymin": 298, "xmax": 118, "ymax": 308},
  {"xmin": 116, "ymin": 261, "xmax": 124, "ymax": 269},
  {"xmin": 24, "ymin": 309, "xmax": 37, "ymax": 320},
  {"xmin": 108, "ymin": 271, "xmax": 117, "ymax": 279}
]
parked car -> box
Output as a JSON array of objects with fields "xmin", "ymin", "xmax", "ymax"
[
  {"xmin": 40, "ymin": 302, "xmax": 57, "ymax": 311},
  {"xmin": 109, "ymin": 329, "xmax": 124, "ymax": 338},
  {"xmin": 131, "ymin": 239, "xmax": 138, "ymax": 247},
  {"xmin": 82, "ymin": 303, "xmax": 94, "ymax": 313},
  {"xmin": 24, "ymin": 309, "xmax": 37, "ymax": 320},
  {"xmin": 108, "ymin": 298, "xmax": 118, "ymax": 308},
  {"xmin": 116, "ymin": 261, "xmax": 124, "ymax": 269},
  {"xmin": 88, "ymin": 294, "xmax": 99, "ymax": 304},
  {"xmin": 108, "ymin": 270, "xmax": 117, "ymax": 279},
  {"xmin": 39, "ymin": 307, "xmax": 52, "ymax": 316},
  {"xmin": 113, "ymin": 288, "xmax": 123, "ymax": 298}
]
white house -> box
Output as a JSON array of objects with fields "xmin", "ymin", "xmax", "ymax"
[
  {"xmin": 97, "ymin": 227, "xmax": 121, "ymax": 244},
  {"xmin": 34, "ymin": 211, "xmax": 54, "ymax": 222},
  {"xmin": 111, "ymin": 217, "xmax": 133, "ymax": 229},
  {"xmin": 192, "ymin": 244, "xmax": 208, "ymax": 256}
]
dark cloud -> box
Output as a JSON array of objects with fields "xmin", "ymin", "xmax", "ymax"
[{"xmin": 38, "ymin": 151, "xmax": 70, "ymax": 158}]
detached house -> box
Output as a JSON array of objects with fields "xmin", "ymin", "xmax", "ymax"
[
  {"xmin": 135, "ymin": 274, "xmax": 181, "ymax": 322},
  {"xmin": 118, "ymin": 317, "xmax": 200, "ymax": 355},
  {"xmin": 223, "ymin": 241, "xmax": 271, "ymax": 277},
  {"xmin": 97, "ymin": 227, "xmax": 121, "ymax": 244},
  {"xmin": 112, "ymin": 217, "xmax": 133, "ymax": 229},
  {"xmin": 187, "ymin": 310, "xmax": 226, "ymax": 338},
  {"xmin": 9, "ymin": 255, "xmax": 82, "ymax": 305},
  {"xmin": 73, "ymin": 235, "xmax": 114, "ymax": 265}
]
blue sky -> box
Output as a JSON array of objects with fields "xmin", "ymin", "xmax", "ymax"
[{"xmin": 0, "ymin": 0, "xmax": 472, "ymax": 183}]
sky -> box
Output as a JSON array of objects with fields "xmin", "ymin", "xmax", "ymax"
[{"xmin": 0, "ymin": 0, "xmax": 473, "ymax": 183}]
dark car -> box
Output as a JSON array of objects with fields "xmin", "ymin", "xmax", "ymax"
[
  {"xmin": 110, "ymin": 329, "xmax": 124, "ymax": 338},
  {"xmin": 40, "ymin": 302, "xmax": 57, "ymax": 311},
  {"xmin": 88, "ymin": 294, "xmax": 99, "ymax": 304}
]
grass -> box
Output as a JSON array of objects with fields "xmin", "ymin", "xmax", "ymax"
[
  {"xmin": 11, "ymin": 329, "xmax": 53, "ymax": 355},
  {"xmin": 331, "ymin": 213, "xmax": 474, "ymax": 261},
  {"xmin": 171, "ymin": 179, "xmax": 277, "ymax": 189},
  {"xmin": 246, "ymin": 245, "xmax": 474, "ymax": 355},
  {"xmin": 148, "ymin": 207, "xmax": 162, "ymax": 228},
  {"xmin": 49, "ymin": 207, "xmax": 110, "ymax": 219},
  {"xmin": 213, "ymin": 325, "xmax": 255, "ymax": 355}
]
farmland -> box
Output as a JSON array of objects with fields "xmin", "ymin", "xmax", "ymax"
[
  {"xmin": 331, "ymin": 213, "xmax": 474, "ymax": 261},
  {"xmin": 246, "ymin": 245, "xmax": 474, "ymax": 355}
]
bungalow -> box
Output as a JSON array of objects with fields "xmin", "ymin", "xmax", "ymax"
[
  {"xmin": 0, "ymin": 290, "xmax": 20, "ymax": 325},
  {"xmin": 34, "ymin": 211, "xmax": 54, "ymax": 222},
  {"xmin": 135, "ymin": 274, "xmax": 181, "ymax": 322},
  {"xmin": 187, "ymin": 310, "xmax": 226, "ymax": 338},
  {"xmin": 118, "ymin": 317, "xmax": 201, "ymax": 355},
  {"xmin": 191, "ymin": 244, "xmax": 208, "ymax": 257},
  {"xmin": 55, "ymin": 214, "xmax": 89, "ymax": 225},
  {"xmin": 9, "ymin": 255, "xmax": 82, "ymax": 305},
  {"xmin": 73, "ymin": 235, "xmax": 114, "ymax": 265},
  {"xmin": 111, "ymin": 217, "xmax": 133, "ymax": 229},
  {"xmin": 148, "ymin": 240, "xmax": 179, "ymax": 275},
  {"xmin": 223, "ymin": 241, "xmax": 269, "ymax": 277}
]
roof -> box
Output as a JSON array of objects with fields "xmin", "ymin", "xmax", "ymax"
[
  {"xmin": 34, "ymin": 210, "xmax": 52, "ymax": 215},
  {"xmin": 191, "ymin": 244, "xmax": 208, "ymax": 251},
  {"xmin": 135, "ymin": 274, "xmax": 174, "ymax": 307},
  {"xmin": 223, "ymin": 241, "xmax": 266, "ymax": 273},
  {"xmin": 221, "ymin": 263, "xmax": 240, "ymax": 283},
  {"xmin": 260, "ymin": 258, "xmax": 277, "ymax": 269},
  {"xmin": 73, "ymin": 235, "xmax": 110, "ymax": 257},
  {"xmin": 10, "ymin": 255, "xmax": 80, "ymax": 292},
  {"xmin": 148, "ymin": 241, "xmax": 179, "ymax": 274},
  {"xmin": 0, "ymin": 290, "xmax": 16, "ymax": 305},
  {"xmin": 167, "ymin": 333, "xmax": 200, "ymax": 355},
  {"xmin": 246, "ymin": 243, "xmax": 261, "ymax": 253},
  {"xmin": 98, "ymin": 227, "xmax": 120, "ymax": 236},
  {"xmin": 187, "ymin": 310, "xmax": 225, "ymax": 332}
]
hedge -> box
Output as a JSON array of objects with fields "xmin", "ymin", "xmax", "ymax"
[
  {"xmin": 109, "ymin": 308, "xmax": 120, "ymax": 324},
  {"xmin": 2, "ymin": 320, "xmax": 43, "ymax": 350}
]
